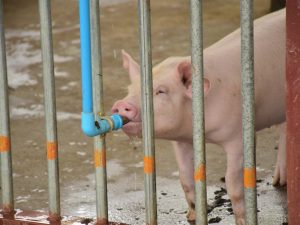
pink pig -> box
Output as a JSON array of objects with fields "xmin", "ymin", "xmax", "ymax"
[{"xmin": 112, "ymin": 9, "xmax": 286, "ymax": 225}]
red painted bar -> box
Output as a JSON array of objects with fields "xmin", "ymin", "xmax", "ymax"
[{"xmin": 286, "ymin": 1, "xmax": 300, "ymax": 224}]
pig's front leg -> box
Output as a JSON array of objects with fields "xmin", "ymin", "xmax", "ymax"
[
  {"xmin": 273, "ymin": 122, "xmax": 286, "ymax": 186},
  {"xmin": 172, "ymin": 141, "xmax": 196, "ymax": 224},
  {"xmin": 223, "ymin": 140, "xmax": 245, "ymax": 225}
]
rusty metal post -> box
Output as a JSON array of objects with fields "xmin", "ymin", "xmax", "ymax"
[
  {"xmin": 38, "ymin": 0, "xmax": 61, "ymax": 223},
  {"xmin": 0, "ymin": 0, "xmax": 14, "ymax": 219},
  {"xmin": 90, "ymin": 0, "xmax": 109, "ymax": 224},
  {"xmin": 240, "ymin": 0, "xmax": 258, "ymax": 224},
  {"xmin": 137, "ymin": 0, "xmax": 157, "ymax": 224},
  {"xmin": 286, "ymin": 1, "xmax": 300, "ymax": 223},
  {"xmin": 189, "ymin": 0, "xmax": 208, "ymax": 224}
]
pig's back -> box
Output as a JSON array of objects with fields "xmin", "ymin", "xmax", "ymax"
[
  {"xmin": 205, "ymin": 9, "xmax": 285, "ymax": 130},
  {"xmin": 253, "ymin": 9, "xmax": 285, "ymax": 129}
]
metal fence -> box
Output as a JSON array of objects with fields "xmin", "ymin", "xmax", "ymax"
[
  {"xmin": 136, "ymin": 0, "xmax": 257, "ymax": 224},
  {"xmin": 0, "ymin": 0, "xmax": 62, "ymax": 223},
  {"xmin": 1, "ymin": 0, "xmax": 287, "ymax": 224}
]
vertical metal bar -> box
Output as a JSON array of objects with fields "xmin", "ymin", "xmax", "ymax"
[
  {"xmin": 189, "ymin": 0, "xmax": 207, "ymax": 224},
  {"xmin": 90, "ymin": 1, "xmax": 109, "ymax": 224},
  {"xmin": 137, "ymin": 1, "xmax": 157, "ymax": 224},
  {"xmin": 38, "ymin": 1, "xmax": 61, "ymax": 223},
  {"xmin": 286, "ymin": 1, "xmax": 300, "ymax": 224},
  {"xmin": 240, "ymin": 0, "xmax": 257, "ymax": 224},
  {"xmin": 0, "ymin": 0, "xmax": 14, "ymax": 219}
]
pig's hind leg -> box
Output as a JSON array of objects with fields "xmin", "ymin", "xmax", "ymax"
[
  {"xmin": 273, "ymin": 122, "xmax": 287, "ymax": 186},
  {"xmin": 224, "ymin": 139, "xmax": 246, "ymax": 225}
]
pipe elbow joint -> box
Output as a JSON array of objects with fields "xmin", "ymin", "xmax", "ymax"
[{"xmin": 81, "ymin": 112, "xmax": 99, "ymax": 137}]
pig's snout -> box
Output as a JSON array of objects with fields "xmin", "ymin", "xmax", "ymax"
[{"xmin": 111, "ymin": 101, "xmax": 138, "ymax": 121}]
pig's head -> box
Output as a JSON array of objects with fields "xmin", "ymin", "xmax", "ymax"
[{"xmin": 112, "ymin": 50, "xmax": 210, "ymax": 142}]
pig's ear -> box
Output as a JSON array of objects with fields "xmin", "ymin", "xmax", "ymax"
[
  {"xmin": 178, "ymin": 60, "xmax": 210, "ymax": 98},
  {"xmin": 121, "ymin": 50, "xmax": 140, "ymax": 82}
]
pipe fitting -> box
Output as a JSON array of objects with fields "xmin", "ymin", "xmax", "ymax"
[{"xmin": 81, "ymin": 113, "xmax": 127, "ymax": 137}]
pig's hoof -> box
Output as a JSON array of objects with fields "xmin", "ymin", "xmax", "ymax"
[
  {"xmin": 186, "ymin": 209, "xmax": 196, "ymax": 224},
  {"xmin": 187, "ymin": 219, "xmax": 195, "ymax": 225},
  {"xmin": 236, "ymin": 218, "xmax": 246, "ymax": 225},
  {"xmin": 272, "ymin": 164, "xmax": 287, "ymax": 187}
]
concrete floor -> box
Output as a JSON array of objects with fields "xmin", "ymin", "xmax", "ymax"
[{"xmin": 2, "ymin": 0, "xmax": 287, "ymax": 224}]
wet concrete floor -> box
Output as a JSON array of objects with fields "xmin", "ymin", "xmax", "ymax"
[{"xmin": 2, "ymin": 0, "xmax": 286, "ymax": 224}]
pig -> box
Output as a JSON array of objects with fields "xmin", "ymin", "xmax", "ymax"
[{"xmin": 112, "ymin": 9, "xmax": 286, "ymax": 225}]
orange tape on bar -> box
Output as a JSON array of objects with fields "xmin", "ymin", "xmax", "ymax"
[
  {"xmin": 94, "ymin": 150, "xmax": 106, "ymax": 168},
  {"xmin": 47, "ymin": 142, "xmax": 57, "ymax": 160},
  {"xmin": 144, "ymin": 156, "xmax": 154, "ymax": 174},
  {"xmin": 0, "ymin": 136, "xmax": 10, "ymax": 152},
  {"xmin": 194, "ymin": 164, "xmax": 206, "ymax": 181},
  {"xmin": 244, "ymin": 168, "xmax": 256, "ymax": 188}
]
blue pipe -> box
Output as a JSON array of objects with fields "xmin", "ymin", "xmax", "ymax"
[
  {"xmin": 79, "ymin": 0, "xmax": 92, "ymax": 113},
  {"xmin": 79, "ymin": 0, "xmax": 125, "ymax": 137}
]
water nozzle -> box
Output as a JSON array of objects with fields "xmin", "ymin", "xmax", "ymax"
[{"xmin": 121, "ymin": 116, "xmax": 130, "ymax": 126}]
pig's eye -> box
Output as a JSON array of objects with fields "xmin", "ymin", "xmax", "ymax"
[{"xmin": 155, "ymin": 86, "xmax": 168, "ymax": 95}]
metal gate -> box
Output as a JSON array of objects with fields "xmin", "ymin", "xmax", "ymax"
[{"xmin": 0, "ymin": 0, "xmax": 299, "ymax": 225}]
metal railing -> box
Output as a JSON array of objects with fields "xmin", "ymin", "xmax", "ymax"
[
  {"xmin": 0, "ymin": 0, "xmax": 261, "ymax": 224},
  {"xmin": 138, "ymin": 1, "xmax": 157, "ymax": 225},
  {"xmin": 240, "ymin": 0, "xmax": 257, "ymax": 224},
  {"xmin": 189, "ymin": 1, "xmax": 208, "ymax": 225},
  {"xmin": 39, "ymin": 0, "xmax": 61, "ymax": 223},
  {"xmin": 0, "ymin": 0, "xmax": 62, "ymax": 223},
  {"xmin": 0, "ymin": 0, "xmax": 14, "ymax": 219}
]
